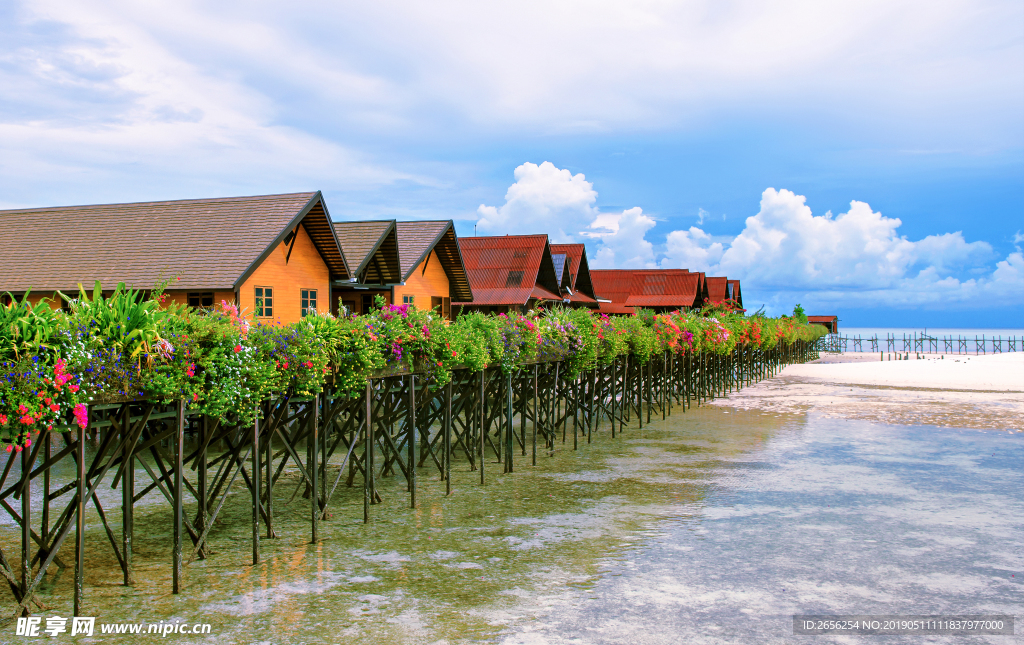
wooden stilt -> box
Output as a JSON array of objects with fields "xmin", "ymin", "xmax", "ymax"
[{"xmin": 172, "ymin": 400, "xmax": 184, "ymax": 593}]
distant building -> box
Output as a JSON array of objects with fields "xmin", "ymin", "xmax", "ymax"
[
  {"xmin": 590, "ymin": 269, "xmax": 703, "ymax": 314},
  {"xmin": 807, "ymin": 315, "xmax": 839, "ymax": 333},
  {"xmin": 0, "ymin": 192, "xmax": 349, "ymax": 324}
]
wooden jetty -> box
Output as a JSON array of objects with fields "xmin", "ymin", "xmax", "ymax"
[{"xmin": 0, "ymin": 341, "xmax": 817, "ymax": 619}]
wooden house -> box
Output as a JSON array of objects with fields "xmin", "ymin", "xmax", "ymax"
[
  {"xmin": 590, "ymin": 269, "xmax": 703, "ymax": 314},
  {"xmin": 454, "ymin": 235, "xmax": 561, "ymax": 314},
  {"xmin": 330, "ymin": 220, "xmax": 402, "ymax": 315},
  {"xmin": 0, "ymin": 192, "xmax": 350, "ymax": 324},
  {"xmin": 808, "ymin": 315, "xmax": 838, "ymax": 334},
  {"xmin": 727, "ymin": 279, "xmax": 743, "ymax": 307},
  {"xmin": 706, "ymin": 276, "xmax": 729, "ymax": 304},
  {"xmin": 392, "ymin": 221, "xmax": 472, "ymax": 319},
  {"xmin": 549, "ymin": 243, "xmax": 598, "ymax": 307}
]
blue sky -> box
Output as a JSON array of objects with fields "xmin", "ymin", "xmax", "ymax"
[{"xmin": 1, "ymin": 0, "xmax": 1021, "ymax": 326}]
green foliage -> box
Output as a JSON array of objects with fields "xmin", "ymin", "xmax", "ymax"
[
  {"xmin": 1, "ymin": 282, "xmax": 827, "ymax": 445},
  {"xmin": 62, "ymin": 281, "xmax": 165, "ymax": 361},
  {"xmin": 0, "ymin": 292, "xmax": 61, "ymax": 363},
  {"xmin": 792, "ymin": 304, "xmax": 808, "ymax": 325}
]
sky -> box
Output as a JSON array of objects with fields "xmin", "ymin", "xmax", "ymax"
[{"xmin": 1, "ymin": 0, "xmax": 1021, "ymax": 326}]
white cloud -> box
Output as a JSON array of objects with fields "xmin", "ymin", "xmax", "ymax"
[
  {"xmin": 476, "ymin": 161, "xmax": 655, "ymax": 267},
  {"xmin": 661, "ymin": 187, "xmax": 1018, "ymax": 312},
  {"xmin": 476, "ymin": 162, "xmax": 597, "ymax": 241}
]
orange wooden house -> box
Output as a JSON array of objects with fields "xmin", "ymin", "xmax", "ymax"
[
  {"xmin": 392, "ymin": 221, "xmax": 472, "ymax": 319},
  {"xmin": 330, "ymin": 220, "xmax": 403, "ymax": 315},
  {"xmin": 0, "ymin": 192, "xmax": 350, "ymax": 324}
]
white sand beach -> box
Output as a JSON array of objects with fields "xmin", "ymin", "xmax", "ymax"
[
  {"xmin": 784, "ymin": 351, "xmax": 1024, "ymax": 392},
  {"xmin": 715, "ymin": 352, "xmax": 1024, "ymax": 431}
]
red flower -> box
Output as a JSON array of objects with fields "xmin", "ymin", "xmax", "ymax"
[{"xmin": 234, "ymin": 345, "xmax": 242, "ymax": 353}]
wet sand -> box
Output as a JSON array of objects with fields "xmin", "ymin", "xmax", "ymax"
[
  {"xmin": 1, "ymin": 364, "xmax": 1020, "ymax": 644},
  {"xmin": 715, "ymin": 352, "xmax": 1024, "ymax": 431}
]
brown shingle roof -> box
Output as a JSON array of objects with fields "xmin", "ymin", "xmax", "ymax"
[
  {"xmin": 394, "ymin": 221, "xmax": 472, "ymax": 302},
  {"xmin": 332, "ymin": 220, "xmax": 402, "ymax": 285},
  {"xmin": 0, "ymin": 191, "xmax": 349, "ymax": 292}
]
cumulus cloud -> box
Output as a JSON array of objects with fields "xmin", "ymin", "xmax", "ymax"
[
  {"xmin": 476, "ymin": 161, "xmax": 655, "ymax": 267},
  {"xmin": 476, "ymin": 162, "xmax": 597, "ymax": 241},
  {"xmin": 662, "ymin": 187, "xmax": 1018, "ymax": 312},
  {"xmin": 477, "ymin": 164, "xmax": 1019, "ymax": 313}
]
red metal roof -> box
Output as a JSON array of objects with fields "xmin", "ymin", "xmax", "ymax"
[
  {"xmin": 807, "ymin": 315, "xmax": 837, "ymax": 322},
  {"xmin": 455, "ymin": 235, "xmax": 560, "ymax": 306},
  {"xmin": 727, "ymin": 279, "xmax": 742, "ymax": 306},
  {"xmin": 590, "ymin": 269, "xmax": 701, "ymax": 311},
  {"xmin": 549, "ymin": 243, "xmax": 597, "ymax": 301},
  {"xmin": 706, "ymin": 276, "xmax": 729, "ymax": 303}
]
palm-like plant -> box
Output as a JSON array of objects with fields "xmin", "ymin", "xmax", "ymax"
[
  {"xmin": 0, "ymin": 291, "xmax": 60, "ymax": 362},
  {"xmin": 61, "ymin": 281, "xmax": 165, "ymax": 361}
]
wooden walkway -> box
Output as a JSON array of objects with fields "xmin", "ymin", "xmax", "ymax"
[{"xmin": 0, "ymin": 341, "xmax": 817, "ymax": 619}]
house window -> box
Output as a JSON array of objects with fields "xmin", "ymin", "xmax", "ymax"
[
  {"xmin": 361, "ymin": 294, "xmax": 373, "ymax": 313},
  {"xmin": 403, "ymin": 294, "xmax": 415, "ymax": 307},
  {"xmin": 188, "ymin": 292, "xmax": 214, "ymax": 308},
  {"xmin": 301, "ymin": 289, "xmax": 317, "ymax": 317},
  {"xmin": 431, "ymin": 296, "xmax": 442, "ymax": 314},
  {"xmin": 505, "ymin": 271, "xmax": 524, "ymax": 287},
  {"xmin": 255, "ymin": 286, "xmax": 273, "ymax": 318}
]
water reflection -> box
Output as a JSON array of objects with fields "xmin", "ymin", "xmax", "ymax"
[{"xmin": 2, "ymin": 406, "xmax": 1019, "ymax": 644}]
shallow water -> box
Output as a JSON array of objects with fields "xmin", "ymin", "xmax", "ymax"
[{"xmin": 3, "ymin": 405, "xmax": 1020, "ymax": 644}]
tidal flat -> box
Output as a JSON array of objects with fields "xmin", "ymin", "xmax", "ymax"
[{"xmin": 3, "ymin": 404, "xmax": 1021, "ymax": 644}]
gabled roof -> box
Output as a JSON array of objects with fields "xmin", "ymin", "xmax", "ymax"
[
  {"xmin": 549, "ymin": 243, "xmax": 598, "ymax": 302},
  {"xmin": 551, "ymin": 253, "xmax": 570, "ymax": 293},
  {"xmin": 332, "ymin": 220, "xmax": 402, "ymax": 285},
  {"xmin": 727, "ymin": 279, "xmax": 742, "ymax": 306},
  {"xmin": 590, "ymin": 269, "xmax": 701, "ymax": 313},
  {"xmin": 706, "ymin": 276, "xmax": 729, "ymax": 303},
  {"xmin": 0, "ymin": 191, "xmax": 349, "ymax": 292},
  {"xmin": 455, "ymin": 234, "xmax": 560, "ymax": 306},
  {"xmin": 394, "ymin": 221, "xmax": 473, "ymax": 302}
]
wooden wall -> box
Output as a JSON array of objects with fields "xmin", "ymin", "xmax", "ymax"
[
  {"xmin": 393, "ymin": 250, "xmax": 450, "ymax": 315},
  {"xmin": 239, "ymin": 225, "xmax": 330, "ymax": 324}
]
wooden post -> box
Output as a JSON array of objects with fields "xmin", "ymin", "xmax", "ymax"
[
  {"xmin": 198, "ymin": 416, "xmax": 208, "ymax": 558},
  {"xmin": 572, "ymin": 374, "xmax": 578, "ymax": 450},
  {"xmin": 251, "ymin": 409, "xmax": 260, "ymax": 565},
  {"xmin": 172, "ymin": 399, "xmax": 184, "ymax": 593},
  {"xmin": 444, "ymin": 381, "xmax": 452, "ymax": 496},
  {"xmin": 265, "ymin": 405, "xmax": 274, "ymax": 539},
  {"xmin": 41, "ymin": 430, "xmax": 50, "ymax": 567},
  {"xmin": 407, "ymin": 377, "xmax": 416, "ymax": 508},
  {"xmin": 21, "ymin": 434, "xmax": 31, "ymax": 612},
  {"xmin": 312, "ymin": 393, "xmax": 321, "ymax": 540},
  {"xmin": 588, "ymin": 368, "xmax": 595, "ymax": 443},
  {"xmin": 532, "ymin": 365, "xmax": 538, "ymax": 466},
  {"xmin": 122, "ymin": 404, "xmax": 134, "ymax": 582},
  {"xmin": 611, "ymin": 357, "xmax": 617, "ymax": 439},
  {"xmin": 364, "ymin": 382, "xmax": 372, "ymax": 523},
  {"xmin": 479, "ymin": 371, "xmax": 485, "ymax": 485},
  {"xmin": 74, "ymin": 412, "xmax": 85, "ymax": 617},
  {"xmin": 506, "ymin": 372, "xmax": 514, "ymax": 473}
]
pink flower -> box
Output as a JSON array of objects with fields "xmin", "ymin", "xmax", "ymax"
[
  {"xmin": 0, "ymin": 414, "xmax": 6, "ymax": 425},
  {"xmin": 24, "ymin": 439, "xmax": 30, "ymax": 447},
  {"xmin": 4, "ymin": 445, "xmax": 10, "ymax": 453},
  {"xmin": 73, "ymin": 403, "xmax": 89, "ymax": 430}
]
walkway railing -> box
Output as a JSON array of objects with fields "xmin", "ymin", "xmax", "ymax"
[
  {"xmin": 0, "ymin": 341, "xmax": 818, "ymax": 620},
  {"xmin": 815, "ymin": 333, "xmax": 1021, "ymax": 355}
]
